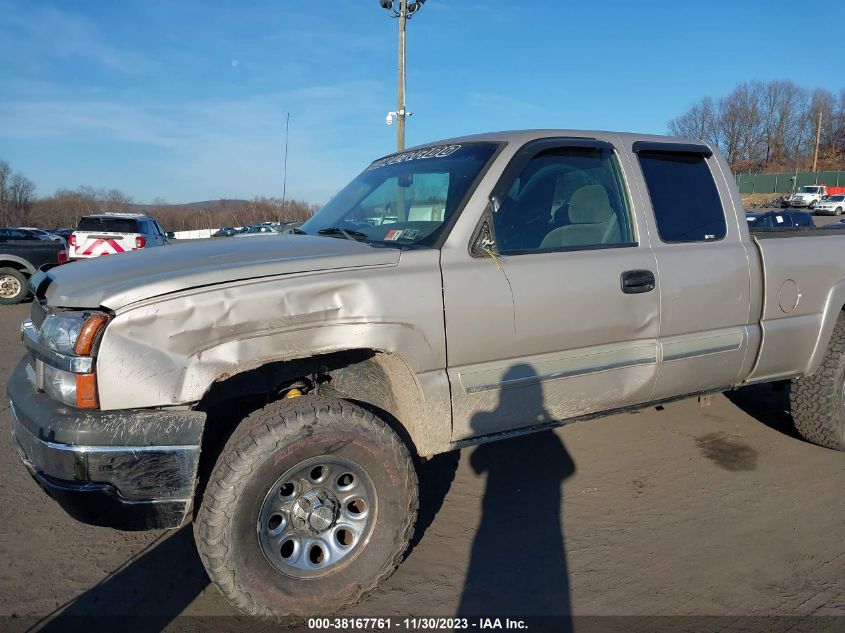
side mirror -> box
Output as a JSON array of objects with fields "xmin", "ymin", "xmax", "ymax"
[{"xmin": 166, "ymin": 231, "xmax": 175, "ymax": 239}]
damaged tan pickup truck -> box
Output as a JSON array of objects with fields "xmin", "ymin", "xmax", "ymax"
[{"xmin": 8, "ymin": 130, "xmax": 845, "ymax": 616}]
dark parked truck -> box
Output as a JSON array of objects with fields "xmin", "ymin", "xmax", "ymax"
[
  {"xmin": 7, "ymin": 130, "xmax": 845, "ymax": 617},
  {"xmin": 0, "ymin": 235, "xmax": 67, "ymax": 304}
]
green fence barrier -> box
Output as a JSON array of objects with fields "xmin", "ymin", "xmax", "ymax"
[{"xmin": 736, "ymin": 170, "xmax": 845, "ymax": 194}]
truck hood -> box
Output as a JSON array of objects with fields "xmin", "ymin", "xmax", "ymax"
[{"xmin": 42, "ymin": 234, "xmax": 400, "ymax": 309}]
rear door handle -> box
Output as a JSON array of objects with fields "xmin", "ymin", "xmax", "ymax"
[{"xmin": 621, "ymin": 270, "xmax": 656, "ymax": 294}]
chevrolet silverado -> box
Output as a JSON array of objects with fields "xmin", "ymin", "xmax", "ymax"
[{"xmin": 8, "ymin": 130, "xmax": 845, "ymax": 617}]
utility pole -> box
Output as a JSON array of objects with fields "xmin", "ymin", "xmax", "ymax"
[
  {"xmin": 281, "ymin": 112, "xmax": 290, "ymax": 221},
  {"xmin": 812, "ymin": 108, "xmax": 822, "ymax": 173},
  {"xmin": 379, "ymin": 0, "xmax": 425, "ymax": 152},
  {"xmin": 396, "ymin": 0, "xmax": 407, "ymax": 152}
]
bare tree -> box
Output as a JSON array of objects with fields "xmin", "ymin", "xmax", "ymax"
[
  {"xmin": 669, "ymin": 80, "xmax": 845, "ymax": 172},
  {"xmin": 668, "ymin": 96, "xmax": 718, "ymax": 143},
  {"xmin": 0, "ymin": 161, "xmax": 36, "ymax": 226}
]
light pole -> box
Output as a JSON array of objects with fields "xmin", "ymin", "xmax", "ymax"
[{"xmin": 379, "ymin": 0, "xmax": 425, "ymax": 152}]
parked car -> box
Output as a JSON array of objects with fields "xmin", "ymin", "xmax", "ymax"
[
  {"xmin": 19, "ymin": 227, "xmax": 66, "ymax": 245},
  {"xmin": 814, "ymin": 194, "xmax": 845, "ymax": 216},
  {"xmin": 746, "ymin": 209, "xmax": 815, "ymax": 228},
  {"xmin": 0, "ymin": 232, "xmax": 67, "ymax": 304},
  {"xmin": 213, "ymin": 227, "xmax": 238, "ymax": 237},
  {"xmin": 49, "ymin": 229, "xmax": 75, "ymax": 242},
  {"xmin": 68, "ymin": 213, "xmax": 169, "ymax": 259},
  {"xmin": 234, "ymin": 225, "xmax": 280, "ymax": 236},
  {"xmin": 0, "ymin": 228, "xmax": 51, "ymax": 241},
  {"xmin": 280, "ymin": 220, "xmax": 306, "ymax": 233},
  {"xmin": 10, "ymin": 130, "xmax": 845, "ymax": 620}
]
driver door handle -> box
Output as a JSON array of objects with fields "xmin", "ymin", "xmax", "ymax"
[{"xmin": 621, "ymin": 270, "xmax": 656, "ymax": 294}]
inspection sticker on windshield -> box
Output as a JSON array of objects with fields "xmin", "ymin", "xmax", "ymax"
[
  {"xmin": 365, "ymin": 144, "xmax": 462, "ymax": 172},
  {"xmin": 384, "ymin": 228, "xmax": 421, "ymax": 241},
  {"xmin": 398, "ymin": 229, "xmax": 420, "ymax": 241}
]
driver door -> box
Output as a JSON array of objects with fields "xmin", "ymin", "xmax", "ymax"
[{"xmin": 441, "ymin": 138, "xmax": 661, "ymax": 440}]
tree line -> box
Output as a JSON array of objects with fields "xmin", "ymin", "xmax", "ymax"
[
  {"xmin": 668, "ymin": 80, "xmax": 845, "ymax": 173},
  {"xmin": 0, "ymin": 160, "xmax": 36, "ymax": 227},
  {"xmin": 0, "ymin": 159, "xmax": 317, "ymax": 231}
]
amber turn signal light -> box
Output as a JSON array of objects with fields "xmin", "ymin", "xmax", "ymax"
[
  {"xmin": 74, "ymin": 314, "xmax": 110, "ymax": 356},
  {"xmin": 75, "ymin": 373, "xmax": 99, "ymax": 409}
]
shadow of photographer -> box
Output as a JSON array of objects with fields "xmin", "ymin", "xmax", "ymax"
[{"xmin": 458, "ymin": 364, "xmax": 575, "ymax": 624}]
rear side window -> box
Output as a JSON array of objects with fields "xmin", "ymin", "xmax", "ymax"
[
  {"xmin": 791, "ymin": 212, "xmax": 813, "ymax": 227},
  {"xmin": 77, "ymin": 217, "xmax": 140, "ymax": 233},
  {"xmin": 638, "ymin": 151, "xmax": 726, "ymax": 242}
]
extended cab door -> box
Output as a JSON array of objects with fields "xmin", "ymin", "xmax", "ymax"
[
  {"xmin": 441, "ymin": 137, "xmax": 661, "ymax": 441},
  {"xmin": 625, "ymin": 141, "xmax": 756, "ymax": 399}
]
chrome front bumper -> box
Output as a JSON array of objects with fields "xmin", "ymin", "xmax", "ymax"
[{"xmin": 7, "ymin": 358, "xmax": 206, "ymax": 530}]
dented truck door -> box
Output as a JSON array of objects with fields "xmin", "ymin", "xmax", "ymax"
[{"xmin": 441, "ymin": 136, "xmax": 661, "ymax": 441}]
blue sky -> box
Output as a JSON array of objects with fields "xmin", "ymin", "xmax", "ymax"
[{"xmin": 1, "ymin": 0, "xmax": 843, "ymax": 205}]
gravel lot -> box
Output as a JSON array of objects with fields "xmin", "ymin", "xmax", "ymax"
[{"xmin": 1, "ymin": 275, "xmax": 844, "ymax": 631}]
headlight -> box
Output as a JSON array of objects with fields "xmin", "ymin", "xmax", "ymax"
[
  {"xmin": 42, "ymin": 364, "xmax": 78, "ymax": 405},
  {"xmin": 38, "ymin": 312, "xmax": 109, "ymax": 356},
  {"xmin": 33, "ymin": 311, "xmax": 109, "ymax": 408}
]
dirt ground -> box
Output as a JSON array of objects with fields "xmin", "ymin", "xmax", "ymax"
[{"xmin": 1, "ymin": 300, "xmax": 843, "ymax": 632}]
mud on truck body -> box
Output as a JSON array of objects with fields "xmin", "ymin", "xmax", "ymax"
[{"xmin": 8, "ymin": 130, "xmax": 845, "ymax": 617}]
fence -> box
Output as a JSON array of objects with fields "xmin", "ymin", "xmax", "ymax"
[
  {"xmin": 736, "ymin": 171, "xmax": 845, "ymax": 194},
  {"xmin": 171, "ymin": 228, "xmax": 217, "ymax": 239}
]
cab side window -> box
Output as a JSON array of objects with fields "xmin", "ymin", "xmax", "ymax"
[
  {"xmin": 637, "ymin": 151, "xmax": 726, "ymax": 242},
  {"xmin": 492, "ymin": 146, "xmax": 635, "ymax": 254}
]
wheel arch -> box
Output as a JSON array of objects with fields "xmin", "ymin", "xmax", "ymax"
[
  {"xmin": 196, "ymin": 348, "xmax": 451, "ymax": 460},
  {"xmin": 805, "ymin": 280, "xmax": 845, "ymax": 376},
  {"xmin": 0, "ymin": 256, "xmax": 35, "ymax": 275}
]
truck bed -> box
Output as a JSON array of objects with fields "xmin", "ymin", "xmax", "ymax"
[
  {"xmin": 747, "ymin": 230, "xmax": 845, "ymax": 383},
  {"xmin": 0, "ymin": 239, "xmax": 67, "ymax": 272},
  {"xmin": 750, "ymin": 227, "xmax": 845, "ymax": 238}
]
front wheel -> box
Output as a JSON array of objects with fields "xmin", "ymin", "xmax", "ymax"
[
  {"xmin": 790, "ymin": 314, "xmax": 845, "ymax": 450},
  {"xmin": 0, "ymin": 268, "xmax": 28, "ymax": 305},
  {"xmin": 195, "ymin": 396, "xmax": 418, "ymax": 617},
  {"xmin": 836, "ymin": 207, "xmax": 843, "ymax": 216}
]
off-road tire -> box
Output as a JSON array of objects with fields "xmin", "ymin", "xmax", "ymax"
[
  {"xmin": 0, "ymin": 268, "xmax": 28, "ymax": 305},
  {"xmin": 195, "ymin": 395, "xmax": 418, "ymax": 617},
  {"xmin": 790, "ymin": 313, "xmax": 845, "ymax": 450}
]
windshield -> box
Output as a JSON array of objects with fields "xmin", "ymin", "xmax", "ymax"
[
  {"xmin": 799, "ymin": 186, "xmax": 821, "ymax": 194},
  {"xmin": 828, "ymin": 195, "xmax": 845, "ymax": 202},
  {"xmin": 300, "ymin": 142, "xmax": 499, "ymax": 246}
]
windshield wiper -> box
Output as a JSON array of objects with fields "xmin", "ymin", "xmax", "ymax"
[{"xmin": 316, "ymin": 227, "xmax": 369, "ymax": 241}]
